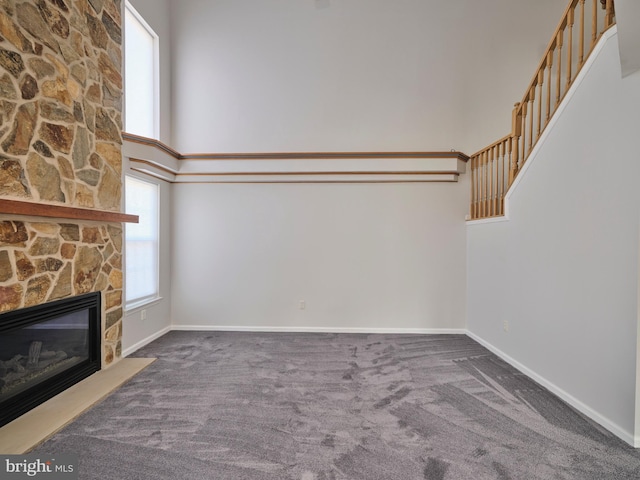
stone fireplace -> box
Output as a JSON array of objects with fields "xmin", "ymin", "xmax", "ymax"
[
  {"xmin": 0, "ymin": 220, "xmax": 123, "ymax": 365},
  {"xmin": 0, "ymin": 0, "xmax": 127, "ymax": 371}
]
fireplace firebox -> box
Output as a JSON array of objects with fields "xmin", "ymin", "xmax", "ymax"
[{"xmin": 0, "ymin": 292, "xmax": 101, "ymax": 428}]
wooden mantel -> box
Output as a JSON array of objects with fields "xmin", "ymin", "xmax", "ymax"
[{"xmin": 0, "ymin": 199, "xmax": 139, "ymax": 223}]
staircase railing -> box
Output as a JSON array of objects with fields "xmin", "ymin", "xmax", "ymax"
[{"xmin": 469, "ymin": 0, "xmax": 615, "ymax": 220}]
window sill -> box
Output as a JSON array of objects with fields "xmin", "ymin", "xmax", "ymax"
[{"xmin": 125, "ymin": 296, "xmax": 164, "ymax": 315}]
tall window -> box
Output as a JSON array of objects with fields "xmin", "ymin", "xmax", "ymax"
[
  {"xmin": 124, "ymin": 2, "xmax": 158, "ymax": 138},
  {"xmin": 125, "ymin": 176, "xmax": 159, "ymax": 309}
]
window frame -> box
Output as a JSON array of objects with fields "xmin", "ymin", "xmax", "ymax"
[
  {"xmin": 124, "ymin": 0, "xmax": 160, "ymax": 139},
  {"xmin": 124, "ymin": 174, "xmax": 161, "ymax": 311}
]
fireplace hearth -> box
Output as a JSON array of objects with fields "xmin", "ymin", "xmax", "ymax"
[{"xmin": 0, "ymin": 293, "xmax": 101, "ymax": 428}]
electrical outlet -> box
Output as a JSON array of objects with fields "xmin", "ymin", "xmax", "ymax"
[
  {"xmin": 299, "ymin": 300, "xmax": 306, "ymax": 310},
  {"xmin": 141, "ymin": 309, "xmax": 147, "ymax": 320},
  {"xmin": 503, "ymin": 320, "xmax": 509, "ymax": 332}
]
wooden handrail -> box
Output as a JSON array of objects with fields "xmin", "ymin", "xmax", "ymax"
[{"xmin": 469, "ymin": 0, "xmax": 615, "ymax": 220}]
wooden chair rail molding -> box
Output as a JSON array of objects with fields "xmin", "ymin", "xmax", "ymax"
[
  {"xmin": 122, "ymin": 132, "xmax": 181, "ymax": 159},
  {"xmin": 0, "ymin": 199, "xmax": 139, "ymax": 224},
  {"xmin": 469, "ymin": 0, "xmax": 615, "ymax": 220},
  {"xmin": 122, "ymin": 132, "xmax": 470, "ymax": 162},
  {"xmin": 123, "ymin": 132, "xmax": 469, "ymax": 183}
]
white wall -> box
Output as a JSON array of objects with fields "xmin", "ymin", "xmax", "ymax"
[
  {"xmin": 127, "ymin": 0, "xmax": 172, "ymax": 144},
  {"xmin": 171, "ymin": 180, "xmax": 469, "ymax": 331},
  {"xmin": 169, "ymin": 0, "xmax": 563, "ymax": 154},
  {"xmin": 458, "ymin": 0, "xmax": 567, "ymax": 153},
  {"xmin": 122, "ymin": 169, "xmax": 173, "ymax": 354},
  {"xmin": 616, "ymin": 0, "xmax": 640, "ymax": 77},
  {"xmin": 467, "ymin": 31, "xmax": 640, "ymax": 442}
]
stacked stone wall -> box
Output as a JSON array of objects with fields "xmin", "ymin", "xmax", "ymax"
[{"xmin": 0, "ymin": 0, "xmax": 123, "ymax": 365}]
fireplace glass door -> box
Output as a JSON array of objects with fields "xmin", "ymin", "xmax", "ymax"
[{"xmin": 0, "ymin": 292, "xmax": 100, "ymax": 427}]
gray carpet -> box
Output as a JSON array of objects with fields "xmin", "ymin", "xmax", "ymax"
[{"xmin": 34, "ymin": 332, "xmax": 640, "ymax": 479}]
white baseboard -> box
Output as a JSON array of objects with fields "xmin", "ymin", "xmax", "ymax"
[
  {"xmin": 122, "ymin": 326, "xmax": 171, "ymax": 357},
  {"xmin": 171, "ymin": 325, "xmax": 466, "ymax": 335},
  {"xmin": 465, "ymin": 330, "xmax": 635, "ymax": 447}
]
